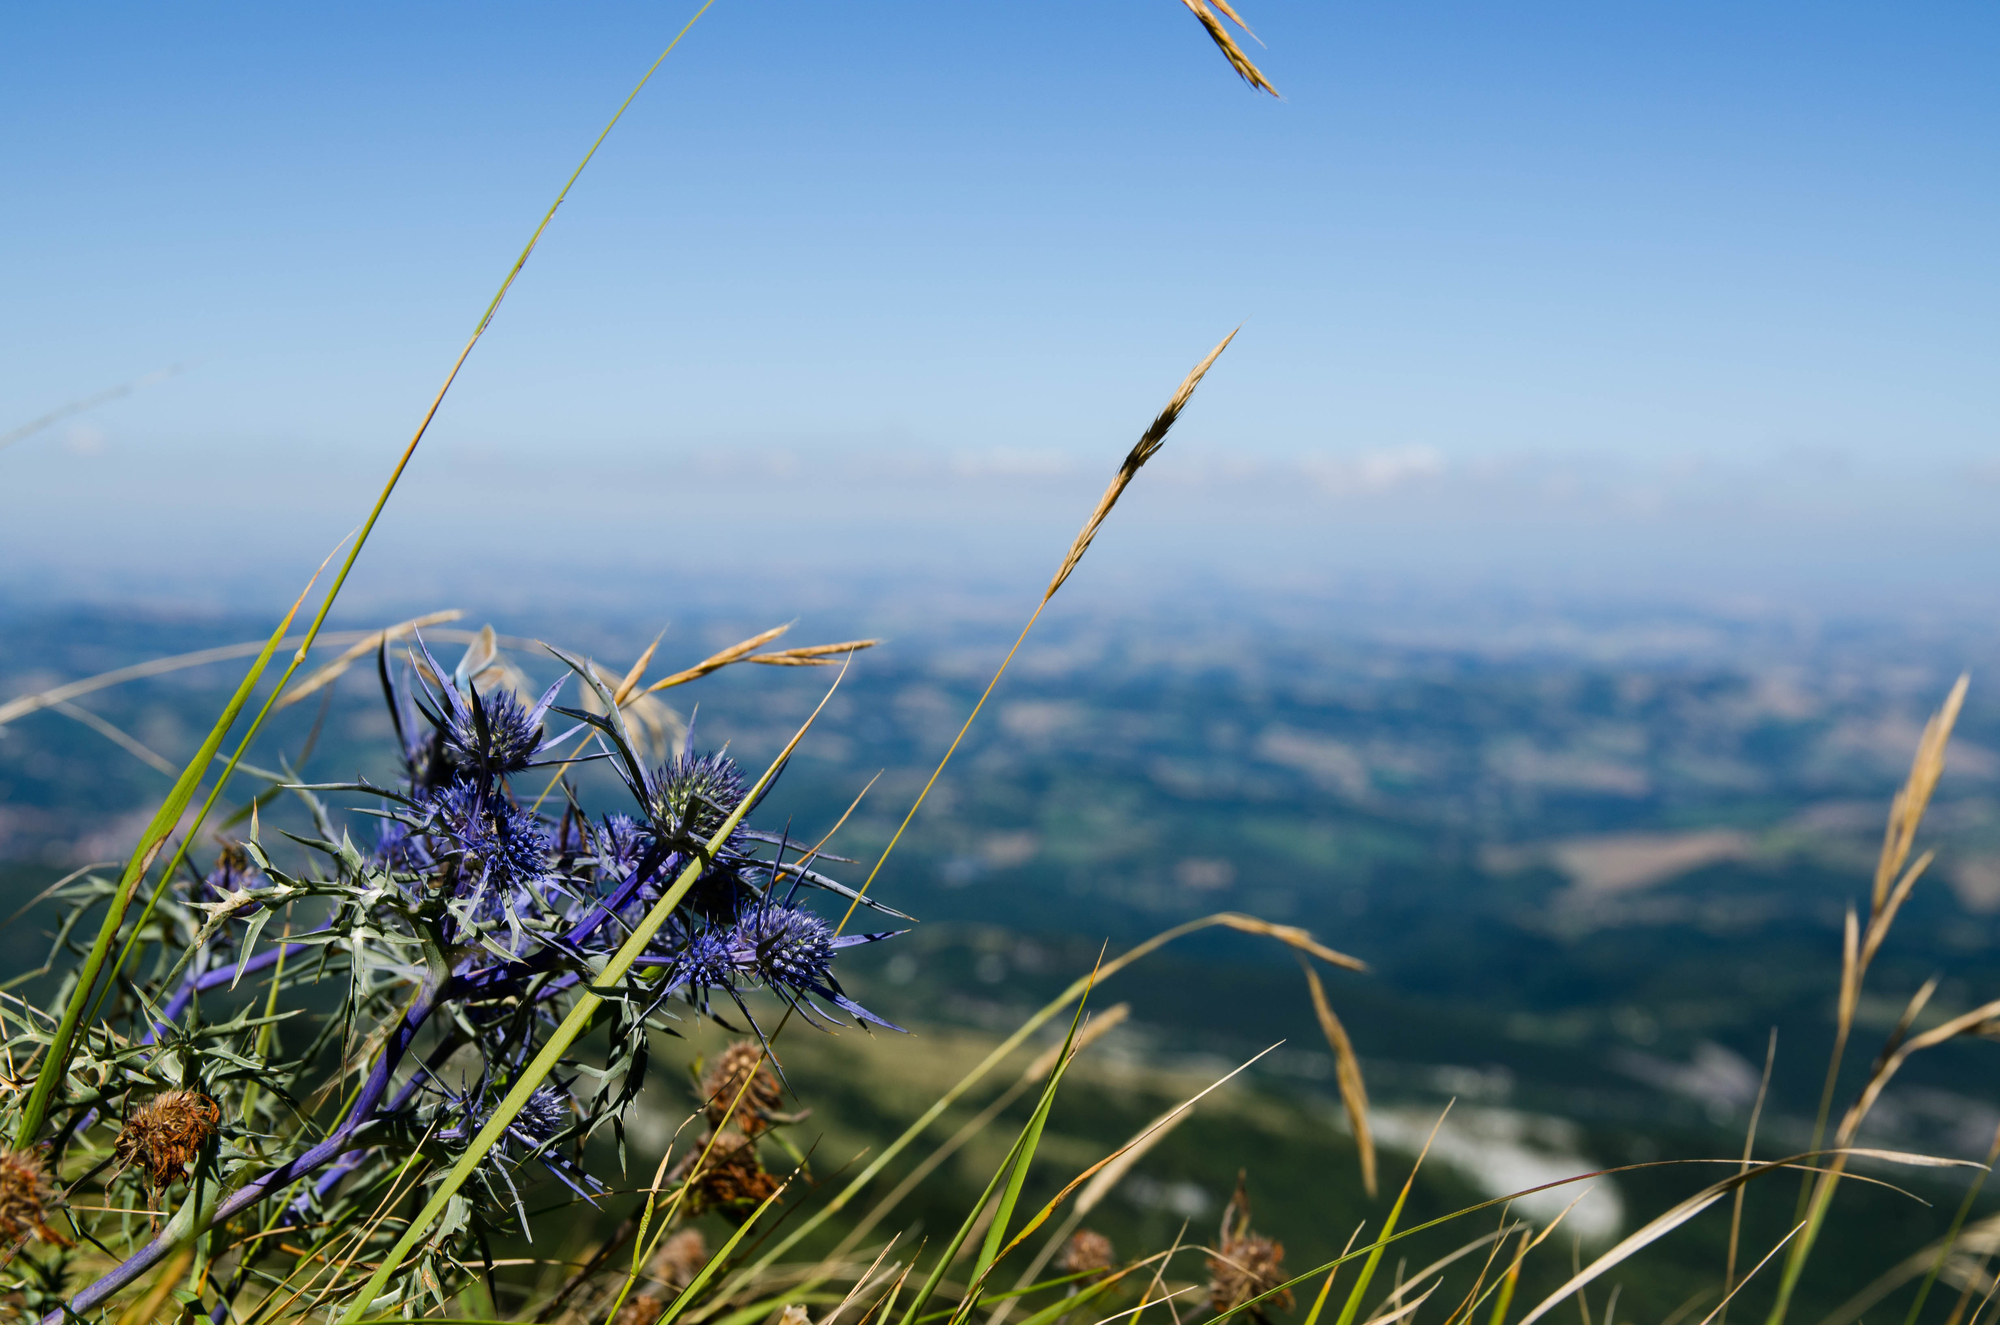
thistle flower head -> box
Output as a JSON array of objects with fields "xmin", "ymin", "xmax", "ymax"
[
  {"xmin": 648, "ymin": 1228, "xmax": 710, "ymax": 1293},
  {"xmin": 698, "ymin": 1041, "xmax": 783, "ymax": 1134},
  {"xmin": 516, "ymin": 1083, "xmax": 572, "ymax": 1143},
  {"xmin": 115, "ymin": 1089, "xmax": 221, "ymax": 1191},
  {"xmin": 409, "ymin": 635, "xmax": 564, "ymax": 777},
  {"xmin": 687, "ymin": 1130, "xmax": 781, "ymax": 1214},
  {"xmin": 732, "ymin": 903, "xmax": 835, "ymax": 992},
  {"xmin": 200, "ymin": 844, "xmax": 254, "ymax": 900},
  {"xmin": 594, "ymin": 813, "xmax": 650, "ymax": 882},
  {"xmin": 426, "ymin": 779, "xmax": 553, "ymax": 906},
  {"xmin": 644, "ymin": 749, "xmax": 748, "ymax": 843},
  {"xmin": 614, "ymin": 1295, "xmax": 667, "ymax": 1325},
  {"xmin": 0, "ymin": 1148, "xmax": 67, "ymax": 1247},
  {"xmin": 1058, "ymin": 1229, "xmax": 1116, "ymax": 1279},
  {"xmin": 373, "ymin": 819, "xmax": 432, "ymax": 873},
  {"xmin": 1207, "ymin": 1177, "xmax": 1291, "ymax": 1319}
]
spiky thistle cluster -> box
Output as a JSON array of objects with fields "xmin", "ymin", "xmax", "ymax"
[{"xmin": 17, "ymin": 628, "xmax": 910, "ymax": 1321}]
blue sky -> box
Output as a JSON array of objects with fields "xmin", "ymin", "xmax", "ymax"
[{"xmin": 3, "ymin": 1, "xmax": 1996, "ymax": 607}]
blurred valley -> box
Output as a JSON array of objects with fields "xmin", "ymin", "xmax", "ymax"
[{"xmin": 5, "ymin": 582, "xmax": 1999, "ymax": 1313}]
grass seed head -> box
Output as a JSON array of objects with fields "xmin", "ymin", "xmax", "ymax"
[
  {"xmin": 700, "ymin": 1041, "xmax": 783, "ymax": 1135},
  {"xmin": 0, "ymin": 1148, "xmax": 67, "ymax": 1247},
  {"xmin": 115, "ymin": 1089, "xmax": 221, "ymax": 1191}
]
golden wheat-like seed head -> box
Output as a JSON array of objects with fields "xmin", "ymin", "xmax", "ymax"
[
  {"xmin": 1177, "ymin": 0, "xmax": 1278, "ymax": 96},
  {"xmin": 1044, "ymin": 328, "xmax": 1240, "ymax": 602}
]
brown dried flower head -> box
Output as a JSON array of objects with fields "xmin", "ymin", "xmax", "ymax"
[
  {"xmin": 1058, "ymin": 1228, "xmax": 1116, "ymax": 1279},
  {"xmin": 1207, "ymin": 1177, "xmax": 1291, "ymax": 1318},
  {"xmin": 115, "ymin": 1089, "xmax": 221, "ymax": 1191},
  {"xmin": 613, "ymin": 1292, "xmax": 665, "ymax": 1325},
  {"xmin": 698, "ymin": 1042, "xmax": 783, "ymax": 1135},
  {"xmin": 0, "ymin": 1148, "xmax": 68, "ymax": 1247},
  {"xmin": 649, "ymin": 1227, "xmax": 710, "ymax": 1293},
  {"xmin": 690, "ymin": 1131, "xmax": 780, "ymax": 1214}
]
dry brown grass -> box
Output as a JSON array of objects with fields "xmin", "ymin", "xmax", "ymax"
[
  {"xmin": 1044, "ymin": 328, "xmax": 1240, "ymax": 602},
  {"xmin": 1177, "ymin": 0, "xmax": 1279, "ymax": 97}
]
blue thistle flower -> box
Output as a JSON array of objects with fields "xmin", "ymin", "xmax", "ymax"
[
  {"xmin": 199, "ymin": 845, "xmax": 254, "ymax": 900},
  {"xmin": 408, "ymin": 634, "xmax": 566, "ymax": 778},
  {"xmin": 425, "ymin": 779, "xmax": 553, "ymax": 916},
  {"xmin": 643, "ymin": 749, "xmax": 749, "ymax": 844},
  {"xmin": 372, "ymin": 820, "xmax": 432, "ymax": 873},
  {"xmin": 734, "ymin": 903, "xmax": 836, "ymax": 991},
  {"xmin": 516, "ymin": 1084, "xmax": 572, "ymax": 1143},
  {"xmin": 592, "ymin": 814, "xmax": 650, "ymax": 882},
  {"xmin": 645, "ymin": 903, "xmax": 903, "ymax": 1035}
]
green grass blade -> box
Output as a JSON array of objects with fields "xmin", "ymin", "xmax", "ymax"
[
  {"xmin": 899, "ymin": 994, "xmax": 1094, "ymax": 1325},
  {"xmin": 1334, "ymin": 1108, "xmax": 1448, "ymax": 1325},
  {"xmin": 655, "ymin": 1179, "xmax": 793, "ymax": 1325},
  {"xmin": 962, "ymin": 992, "xmax": 1094, "ymax": 1312}
]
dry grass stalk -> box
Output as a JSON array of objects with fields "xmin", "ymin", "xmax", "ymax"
[
  {"xmin": 1045, "ymin": 327, "xmax": 1240, "ymax": 602},
  {"xmin": 1719, "ymin": 1028, "xmax": 1777, "ymax": 1325},
  {"xmin": 1177, "ymin": 0, "xmax": 1278, "ymax": 96},
  {"xmin": 834, "ymin": 329, "xmax": 1244, "ymax": 934},
  {"xmin": 647, "ymin": 624, "xmax": 791, "ymax": 692},
  {"xmin": 1808, "ymin": 675, "xmax": 1972, "ymax": 1213},
  {"xmin": 1301, "ymin": 957, "xmax": 1377, "ymax": 1197},
  {"xmin": 1217, "ymin": 911, "xmax": 1367, "ymax": 972},
  {"xmin": 274, "ymin": 610, "xmax": 466, "ymax": 709},
  {"xmin": 1876, "ymin": 674, "xmax": 1968, "ymax": 909},
  {"xmin": 751, "ymin": 640, "xmax": 882, "ymax": 667}
]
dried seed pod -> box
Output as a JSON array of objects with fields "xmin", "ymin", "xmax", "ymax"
[
  {"xmin": 1207, "ymin": 1176, "xmax": 1291, "ymax": 1318},
  {"xmin": 698, "ymin": 1041, "xmax": 783, "ymax": 1135},
  {"xmin": 1058, "ymin": 1228, "xmax": 1116, "ymax": 1279},
  {"xmin": 0, "ymin": 1148, "xmax": 68, "ymax": 1247},
  {"xmin": 613, "ymin": 1292, "xmax": 666, "ymax": 1325},
  {"xmin": 115, "ymin": 1089, "xmax": 221, "ymax": 1191},
  {"xmin": 649, "ymin": 1227, "xmax": 709, "ymax": 1292},
  {"xmin": 688, "ymin": 1131, "xmax": 780, "ymax": 1213}
]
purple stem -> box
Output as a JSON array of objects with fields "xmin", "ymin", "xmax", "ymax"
[{"xmin": 50, "ymin": 979, "xmax": 442, "ymax": 1323}]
